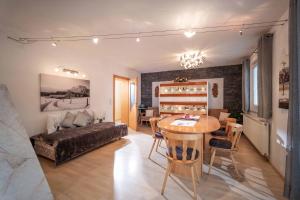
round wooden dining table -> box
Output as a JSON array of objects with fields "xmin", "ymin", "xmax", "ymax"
[
  {"xmin": 157, "ymin": 114, "xmax": 221, "ymax": 177},
  {"xmin": 158, "ymin": 114, "xmax": 221, "ymax": 134}
]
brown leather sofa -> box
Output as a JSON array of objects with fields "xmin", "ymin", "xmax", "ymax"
[{"xmin": 31, "ymin": 122, "xmax": 127, "ymax": 165}]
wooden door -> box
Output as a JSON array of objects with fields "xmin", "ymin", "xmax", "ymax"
[
  {"xmin": 120, "ymin": 79, "xmax": 129, "ymax": 124},
  {"xmin": 129, "ymin": 77, "xmax": 138, "ymax": 130},
  {"xmin": 113, "ymin": 75, "xmax": 129, "ymax": 124}
]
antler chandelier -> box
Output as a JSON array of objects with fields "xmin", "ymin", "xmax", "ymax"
[{"xmin": 180, "ymin": 51, "xmax": 205, "ymax": 69}]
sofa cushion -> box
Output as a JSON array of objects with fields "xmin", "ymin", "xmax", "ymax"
[
  {"xmin": 73, "ymin": 111, "xmax": 92, "ymax": 127},
  {"xmin": 47, "ymin": 112, "xmax": 65, "ymax": 134},
  {"xmin": 84, "ymin": 109, "xmax": 95, "ymax": 122},
  {"xmin": 83, "ymin": 110, "xmax": 94, "ymax": 124},
  {"xmin": 61, "ymin": 112, "xmax": 76, "ymax": 128}
]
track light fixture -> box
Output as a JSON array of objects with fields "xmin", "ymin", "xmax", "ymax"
[
  {"xmin": 7, "ymin": 19, "xmax": 287, "ymax": 45},
  {"xmin": 184, "ymin": 30, "xmax": 196, "ymax": 38},
  {"xmin": 51, "ymin": 42, "xmax": 57, "ymax": 47},
  {"xmin": 92, "ymin": 37, "xmax": 99, "ymax": 44}
]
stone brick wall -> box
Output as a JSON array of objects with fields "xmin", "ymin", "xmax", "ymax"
[{"xmin": 141, "ymin": 64, "xmax": 242, "ymax": 113}]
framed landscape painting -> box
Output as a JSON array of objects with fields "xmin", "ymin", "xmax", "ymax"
[
  {"xmin": 40, "ymin": 74, "xmax": 90, "ymax": 112},
  {"xmin": 278, "ymin": 66, "xmax": 289, "ymax": 109}
]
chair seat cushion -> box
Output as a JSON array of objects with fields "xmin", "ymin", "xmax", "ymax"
[
  {"xmin": 209, "ymin": 138, "xmax": 232, "ymax": 149},
  {"xmin": 155, "ymin": 132, "xmax": 164, "ymax": 139},
  {"xmin": 211, "ymin": 129, "xmax": 226, "ymax": 137},
  {"xmin": 168, "ymin": 146, "xmax": 199, "ymax": 160}
]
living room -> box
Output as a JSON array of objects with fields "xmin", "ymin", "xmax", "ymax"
[{"xmin": 0, "ymin": 0, "xmax": 299, "ymax": 200}]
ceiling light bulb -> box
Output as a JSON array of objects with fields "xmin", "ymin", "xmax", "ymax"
[
  {"xmin": 54, "ymin": 68, "xmax": 60, "ymax": 72},
  {"xmin": 239, "ymin": 30, "xmax": 243, "ymax": 36},
  {"xmin": 136, "ymin": 37, "xmax": 140, "ymax": 42},
  {"xmin": 82, "ymin": 74, "xmax": 86, "ymax": 78},
  {"xmin": 92, "ymin": 37, "xmax": 99, "ymax": 44},
  {"xmin": 184, "ymin": 31, "xmax": 196, "ymax": 38},
  {"xmin": 51, "ymin": 42, "xmax": 57, "ymax": 47}
]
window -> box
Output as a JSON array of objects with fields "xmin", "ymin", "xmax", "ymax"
[
  {"xmin": 250, "ymin": 63, "xmax": 258, "ymax": 112},
  {"xmin": 253, "ymin": 65, "xmax": 258, "ymax": 106}
]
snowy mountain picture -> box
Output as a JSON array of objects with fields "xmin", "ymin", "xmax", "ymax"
[{"xmin": 40, "ymin": 74, "xmax": 90, "ymax": 112}]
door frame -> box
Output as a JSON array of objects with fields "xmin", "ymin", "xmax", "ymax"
[{"xmin": 113, "ymin": 74, "xmax": 130, "ymax": 122}]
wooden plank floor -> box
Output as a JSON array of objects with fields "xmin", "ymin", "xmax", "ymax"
[{"xmin": 39, "ymin": 127, "xmax": 286, "ymax": 200}]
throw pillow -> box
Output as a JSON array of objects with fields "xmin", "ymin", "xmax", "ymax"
[
  {"xmin": 73, "ymin": 111, "xmax": 91, "ymax": 127},
  {"xmin": 219, "ymin": 112, "xmax": 231, "ymax": 121},
  {"xmin": 61, "ymin": 112, "xmax": 76, "ymax": 128},
  {"xmin": 83, "ymin": 110, "xmax": 94, "ymax": 125},
  {"xmin": 46, "ymin": 113, "xmax": 65, "ymax": 134}
]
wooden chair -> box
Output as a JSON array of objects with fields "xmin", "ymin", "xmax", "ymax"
[
  {"xmin": 210, "ymin": 117, "xmax": 237, "ymax": 138},
  {"xmin": 148, "ymin": 117, "xmax": 164, "ymax": 159},
  {"xmin": 140, "ymin": 109, "xmax": 154, "ymax": 126},
  {"xmin": 161, "ymin": 131, "xmax": 203, "ymax": 200},
  {"xmin": 208, "ymin": 108, "xmax": 228, "ymax": 119},
  {"xmin": 208, "ymin": 123, "xmax": 243, "ymax": 176},
  {"xmin": 141, "ymin": 107, "xmax": 159, "ymax": 126}
]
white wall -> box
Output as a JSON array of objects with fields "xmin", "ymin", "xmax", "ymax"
[
  {"xmin": 269, "ymin": 10, "xmax": 289, "ymax": 176},
  {"xmin": 152, "ymin": 78, "xmax": 224, "ymax": 109},
  {"xmin": 0, "ymin": 31, "xmax": 140, "ymax": 136}
]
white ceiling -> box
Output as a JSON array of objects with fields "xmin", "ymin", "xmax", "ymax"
[{"xmin": 0, "ymin": 0, "xmax": 288, "ymax": 72}]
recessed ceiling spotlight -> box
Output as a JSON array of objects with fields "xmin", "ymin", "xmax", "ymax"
[
  {"xmin": 82, "ymin": 74, "xmax": 86, "ymax": 78},
  {"xmin": 184, "ymin": 30, "xmax": 196, "ymax": 38},
  {"xmin": 92, "ymin": 37, "xmax": 99, "ymax": 44},
  {"xmin": 136, "ymin": 37, "xmax": 140, "ymax": 42},
  {"xmin": 51, "ymin": 42, "xmax": 57, "ymax": 47}
]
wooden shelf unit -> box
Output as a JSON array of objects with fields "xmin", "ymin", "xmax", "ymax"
[
  {"xmin": 160, "ymin": 81, "xmax": 207, "ymax": 87},
  {"xmin": 160, "ymin": 102, "xmax": 207, "ymax": 106},
  {"xmin": 159, "ymin": 81, "xmax": 208, "ymax": 115},
  {"xmin": 160, "ymin": 93, "xmax": 207, "ymax": 97}
]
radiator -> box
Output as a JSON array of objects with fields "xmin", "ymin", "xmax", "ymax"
[{"xmin": 243, "ymin": 114, "xmax": 270, "ymax": 158}]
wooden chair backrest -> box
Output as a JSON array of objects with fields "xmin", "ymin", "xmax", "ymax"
[
  {"xmin": 208, "ymin": 108, "xmax": 229, "ymax": 118},
  {"xmin": 145, "ymin": 109, "xmax": 154, "ymax": 117},
  {"xmin": 163, "ymin": 132, "xmax": 203, "ymax": 163},
  {"xmin": 149, "ymin": 117, "xmax": 159, "ymax": 136},
  {"xmin": 227, "ymin": 123, "xmax": 243, "ymax": 150},
  {"xmin": 225, "ymin": 117, "xmax": 237, "ymax": 134},
  {"xmin": 148, "ymin": 107, "xmax": 159, "ymax": 117}
]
